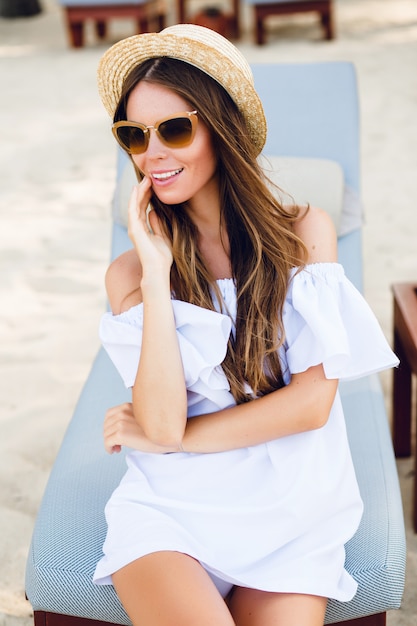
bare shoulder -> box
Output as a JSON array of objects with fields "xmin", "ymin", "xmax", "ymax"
[
  {"xmin": 105, "ymin": 249, "xmax": 142, "ymax": 314},
  {"xmin": 294, "ymin": 206, "xmax": 338, "ymax": 264}
]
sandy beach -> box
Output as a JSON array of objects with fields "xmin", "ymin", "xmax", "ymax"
[{"xmin": 0, "ymin": 0, "xmax": 416, "ymax": 624}]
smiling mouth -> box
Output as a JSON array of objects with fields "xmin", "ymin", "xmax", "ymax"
[{"xmin": 152, "ymin": 168, "xmax": 183, "ymax": 181}]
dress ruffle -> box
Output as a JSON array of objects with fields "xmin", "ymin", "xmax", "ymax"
[
  {"xmin": 100, "ymin": 264, "xmax": 398, "ymax": 408},
  {"xmin": 94, "ymin": 263, "xmax": 398, "ymax": 600},
  {"xmin": 283, "ymin": 263, "xmax": 398, "ymax": 380},
  {"xmin": 99, "ymin": 300, "xmax": 235, "ymax": 416}
]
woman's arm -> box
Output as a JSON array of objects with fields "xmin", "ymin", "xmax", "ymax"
[
  {"xmin": 106, "ymin": 178, "xmax": 187, "ymax": 448},
  {"xmin": 103, "ymin": 365, "xmax": 338, "ymax": 454},
  {"xmin": 182, "ymin": 364, "xmax": 338, "ymax": 452}
]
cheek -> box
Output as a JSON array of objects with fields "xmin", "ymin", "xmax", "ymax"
[
  {"xmin": 194, "ymin": 133, "xmax": 217, "ymax": 176},
  {"xmin": 202, "ymin": 146, "xmax": 217, "ymax": 181},
  {"xmin": 131, "ymin": 155, "xmax": 146, "ymax": 176}
]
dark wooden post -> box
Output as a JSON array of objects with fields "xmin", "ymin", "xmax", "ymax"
[{"xmin": 0, "ymin": 0, "xmax": 42, "ymax": 17}]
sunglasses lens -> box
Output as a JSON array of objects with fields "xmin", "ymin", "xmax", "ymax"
[
  {"xmin": 113, "ymin": 113, "xmax": 196, "ymax": 154},
  {"xmin": 159, "ymin": 117, "xmax": 193, "ymax": 147},
  {"xmin": 115, "ymin": 126, "xmax": 147, "ymax": 154}
]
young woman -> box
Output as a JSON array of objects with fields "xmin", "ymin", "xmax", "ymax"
[{"xmin": 93, "ymin": 24, "xmax": 398, "ymax": 626}]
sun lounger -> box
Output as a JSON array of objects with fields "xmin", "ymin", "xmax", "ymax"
[{"xmin": 25, "ymin": 60, "xmax": 405, "ymax": 626}]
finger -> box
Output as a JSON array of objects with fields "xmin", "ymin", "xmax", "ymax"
[
  {"xmin": 103, "ymin": 422, "xmax": 125, "ymax": 453},
  {"xmin": 104, "ymin": 418, "xmax": 142, "ymax": 453},
  {"xmin": 128, "ymin": 178, "xmax": 152, "ymax": 233},
  {"xmin": 104, "ymin": 414, "xmax": 133, "ymax": 440},
  {"xmin": 104, "ymin": 438, "xmax": 121, "ymax": 455},
  {"xmin": 134, "ymin": 177, "xmax": 152, "ymax": 215},
  {"xmin": 146, "ymin": 203, "xmax": 154, "ymax": 234},
  {"xmin": 146, "ymin": 204, "xmax": 166, "ymax": 237},
  {"xmin": 105, "ymin": 402, "xmax": 133, "ymax": 417},
  {"xmin": 104, "ymin": 403, "xmax": 133, "ymax": 423},
  {"xmin": 104, "ymin": 438, "xmax": 121, "ymax": 454},
  {"xmin": 104, "ymin": 405, "xmax": 134, "ymax": 442}
]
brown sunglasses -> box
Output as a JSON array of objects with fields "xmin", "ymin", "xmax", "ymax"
[{"xmin": 112, "ymin": 111, "xmax": 198, "ymax": 154}]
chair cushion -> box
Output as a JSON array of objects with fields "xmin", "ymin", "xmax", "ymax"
[
  {"xmin": 112, "ymin": 151, "xmax": 361, "ymax": 237},
  {"xmin": 259, "ymin": 154, "xmax": 343, "ymax": 230},
  {"xmin": 59, "ymin": 0, "xmax": 148, "ymax": 7}
]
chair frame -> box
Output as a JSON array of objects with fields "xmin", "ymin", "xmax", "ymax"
[
  {"xmin": 176, "ymin": 0, "xmax": 241, "ymax": 39},
  {"xmin": 32, "ymin": 609, "xmax": 386, "ymax": 626},
  {"xmin": 61, "ymin": 2, "xmax": 165, "ymax": 48},
  {"xmin": 252, "ymin": 0, "xmax": 334, "ymax": 44}
]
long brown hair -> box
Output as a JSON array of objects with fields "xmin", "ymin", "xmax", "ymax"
[{"xmin": 115, "ymin": 58, "xmax": 307, "ymax": 403}]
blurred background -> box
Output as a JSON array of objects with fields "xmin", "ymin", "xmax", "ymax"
[{"xmin": 0, "ymin": 1, "xmax": 416, "ymax": 625}]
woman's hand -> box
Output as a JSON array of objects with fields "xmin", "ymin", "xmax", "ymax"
[
  {"xmin": 125, "ymin": 177, "xmax": 187, "ymax": 446},
  {"xmin": 127, "ymin": 177, "xmax": 173, "ymax": 283},
  {"xmin": 104, "ymin": 402, "xmax": 177, "ymax": 455}
]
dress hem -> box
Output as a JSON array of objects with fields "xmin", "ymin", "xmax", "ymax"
[{"xmin": 93, "ymin": 548, "xmax": 358, "ymax": 603}]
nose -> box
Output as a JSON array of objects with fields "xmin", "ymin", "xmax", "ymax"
[{"xmin": 145, "ymin": 127, "xmax": 167, "ymax": 157}]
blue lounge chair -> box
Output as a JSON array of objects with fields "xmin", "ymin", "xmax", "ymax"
[{"xmin": 25, "ymin": 61, "xmax": 405, "ymax": 626}]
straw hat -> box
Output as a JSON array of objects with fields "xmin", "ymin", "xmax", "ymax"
[{"xmin": 97, "ymin": 24, "xmax": 267, "ymax": 154}]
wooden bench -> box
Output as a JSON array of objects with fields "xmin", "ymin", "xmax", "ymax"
[
  {"xmin": 392, "ymin": 282, "xmax": 417, "ymax": 531},
  {"xmin": 247, "ymin": 0, "xmax": 335, "ymax": 45},
  {"xmin": 59, "ymin": 0, "xmax": 166, "ymax": 48}
]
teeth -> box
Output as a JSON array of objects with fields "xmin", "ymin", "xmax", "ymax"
[{"xmin": 152, "ymin": 168, "xmax": 183, "ymax": 180}]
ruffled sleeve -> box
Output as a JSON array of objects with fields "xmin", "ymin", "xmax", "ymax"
[
  {"xmin": 283, "ymin": 263, "xmax": 399, "ymax": 380},
  {"xmin": 99, "ymin": 300, "xmax": 236, "ymax": 415}
]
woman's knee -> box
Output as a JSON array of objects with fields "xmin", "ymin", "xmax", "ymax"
[{"xmin": 112, "ymin": 551, "xmax": 236, "ymax": 626}]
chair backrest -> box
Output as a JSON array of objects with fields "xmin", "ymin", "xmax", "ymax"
[
  {"xmin": 254, "ymin": 63, "xmax": 359, "ymax": 192},
  {"xmin": 253, "ymin": 62, "xmax": 363, "ymax": 289}
]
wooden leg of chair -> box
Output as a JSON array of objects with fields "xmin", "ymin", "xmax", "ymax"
[
  {"xmin": 328, "ymin": 3, "xmax": 336, "ymax": 39},
  {"xmin": 255, "ymin": 11, "xmax": 265, "ymax": 45},
  {"xmin": 414, "ymin": 383, "xmax": 417, "ymax": 532},
  {"xmin": 229, "ymin": 0, "xmax": 240, "ymax": 39},
  {"xmin": 320, "ymin": 4, "xmax": 335, "ymax": 40},
  {"xmin": 33, "ymin": 611, "xmax": 46, "ymax": 626},
  {"xmin": 393, "ymin": 331, "xmax": 412, "ymax": 457},
  {"xmin": 320, "ymin": 12, "xmax": 330, "ymax": 40},
  {"xmin": 414, "ymin": 451, "xmax": 417, "ymax": 532},
  {"xmin": 157, "ymin": 11, "xmax": 165, "ymax": 30},
  {"xmin": 137, "ymin": 16, "xmax": 149, "ymax": 33},
  {"xmin": 68, "ymin": 21, "xmax": 84, "ymax": 48},
  {"xmin": 331, "ymin": 612, "xmax": 386, "ymax": 626},
  {"xmin": 33, "ymin": 612, "xmax": 125, "ymax": 626},
  {"xmin": 95, "ymin": 20, "xmax": 107, "ymax": 40}
]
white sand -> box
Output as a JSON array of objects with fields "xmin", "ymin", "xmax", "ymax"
[{"xmin": 0, "ymin": 1, "xmax": 416, "ymax": 624}]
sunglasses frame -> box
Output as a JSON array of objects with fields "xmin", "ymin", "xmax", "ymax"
[{"xmin": 112, "ymin": 110, "xmax": 198, "ymax": 154}]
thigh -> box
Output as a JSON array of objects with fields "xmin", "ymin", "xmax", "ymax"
[
  {"xmin": 229, "ymin": 587, "xmax": 327, "ymax": 626},
  {"xmin": 112, "ymin": 550, "xmax": 236, "ymax": 626}
]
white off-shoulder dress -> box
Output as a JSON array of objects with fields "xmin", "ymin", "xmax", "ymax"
[{"xmin": 93, "ymin": 263, "xmax": 398, "ymax": 601}]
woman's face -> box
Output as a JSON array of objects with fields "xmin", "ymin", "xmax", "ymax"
[{"xmin": 126, "ymin": 81, "xmax": 219, "ymax": 212}]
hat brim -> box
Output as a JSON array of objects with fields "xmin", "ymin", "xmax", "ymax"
[{"xmin": 97, "ymin": 30, "xmax": 266, "ymax": 154}]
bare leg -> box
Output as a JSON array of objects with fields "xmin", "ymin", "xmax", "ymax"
[
  {"xmin": 112, "ymin": 551, "xmax": 236, "ymax": 626},
  {"xmin": 230, "ymin": 588, "xmax": 327, "ymax": 626}
]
